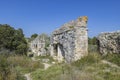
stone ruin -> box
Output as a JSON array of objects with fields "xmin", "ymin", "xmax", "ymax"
[
  {"xmin": 29, "ymin": 16, "xmax": 120, "ymax": 62},
  {"xmin": 97, "ymin": 31, "xmax": 120, "ymax": 55},
  {"xmin": 50, "ymin": 16, "xmax": 88, "ymax": 62},
  {"xmin": 29, "ymin": 34, "xmax": 49, "ymax": 56},
  {"xmin": 30, "ymin": 16, "xmax": 88, "ymax": 62}
]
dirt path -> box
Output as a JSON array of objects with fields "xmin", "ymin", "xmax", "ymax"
[
  {"xmin": 101, "ymin": 60, "xmax": 120, "ymax": 69},
  {"xmin": 31, "ymin": 57, "xmax": 51, "ymax": 70},
  {"xmin": 24, "ymin": 57, "xmax": 52, "ymax": 80},
  {"xmin": 24, "ymin": 73, "xmax": 31, "ymax": 80},
  {"xmin": 43, "ymin": 63, "xmax": 51, "ymax": 70}
]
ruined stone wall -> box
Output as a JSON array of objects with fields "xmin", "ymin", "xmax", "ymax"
[
  {"xmin": 50, "ymin": 16, "xmax": 88, "ymax": 62},
  {"xmin": 97, "ymin": 31, "xmax": 120, "ymax": 55},
  {"xmin": 30, "ymin": 35, "xmax": 48, "ymax": 56}
]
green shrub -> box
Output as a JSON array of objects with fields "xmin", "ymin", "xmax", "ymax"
[
  {"xmin": 31, "ymin": 65, "xmax": 62, "ymax": 80},
  {"xmin": 0, "ymin": 53, "xmax": 44, "ymax": 79},
  {"xmin": 0, "ymin": 24, "xmax": 28, "ymax": 55},
  {"xmin": 0, "ymin": 54, "xmax": 26, "ymax": 80},
  {"xmin": 102, "ymin": 54, "xmax": 120, "ymax": 66},
  {"xmin": 7, "ymin": 55, "xmax": 44, "ymax": 74},
  {"xmin": 69, "ymin": 26, "xmax": 74, "ymax": 29},
  {"xmin": 88, "ymin": 45, "xmax": 98, "ymax": 53},
  {"xmin": 72, "ymin": 53, "xmax": 101, "ymax": 69},
  {"xmin": 31, "ymin": 52, "xmax": 120, "ymax": 80}
]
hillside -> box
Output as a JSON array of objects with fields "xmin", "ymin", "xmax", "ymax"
[{"xmin": 30, "ymin": 53, "xmax": 120, "ymax": 80}]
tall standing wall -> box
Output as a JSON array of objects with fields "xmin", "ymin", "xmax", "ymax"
[{"xmin": 50, "ymin": 16, "xmax": 88, "ymax": 62}]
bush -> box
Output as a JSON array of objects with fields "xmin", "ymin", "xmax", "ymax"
[
  {"xmin": 0, "ymin": 53, "xmax": 44, "ymax": 80},
  {"xmin": 31, "ymin": 65, "xmax": 62, "ymax": 80},
  {"xmin": 72, "ymin": 53, "xmax": 101, "ymax": 69},
  {"xmin": 7, "ymin": 55, "xmax": 44, "ymax": 73},
  {"xmin": 0, "ymin": 24, "xmax": 28, "ymax": 55},
  {"xmin": 31, "ymin": 52, "xmax": 120, "ymax": 80},
  {"xmin": 0, "ymin": 54, "xmax": 26, "ymax": 80},
  {"xmin": 102, "ymin": 54, "xmax": 120, "ymax": 66},
  {"xmin": 88, "ymin": 45, "xmax": 98, "ymax": 53}
]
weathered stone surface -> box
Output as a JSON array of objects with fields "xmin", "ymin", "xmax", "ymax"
[
  {"xmin": 30, "ymin": 34, "xmax": 49, "ymax": 56},
  {"xmin": 50, "ymin": 16, "xmax": 88, "ymax": 62},
  {"xmin": 97, "ymin": 31, "xmax": 120, "ymax": 55}
]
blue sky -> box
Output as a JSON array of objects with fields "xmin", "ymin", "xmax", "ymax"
[{"xmin": 0, "ymin": 0, "xmax": 120, "ymax": 37}]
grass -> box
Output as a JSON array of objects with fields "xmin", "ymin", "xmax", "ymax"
[
  {"xmin": 102, "ymin": 53, "xmax": 120, "ymax": 66},
  {"xmin": 31, "ymin": 65, "xmax": 62, "ymax": 80},
  {"xmin": 0, "ymin": 54, "xmax": 44, "ymax": 80},
  {"xmin": 31, "ymin": 52, "xmax": 120, "ymax": 80},
  {"xmin": 1, "ymin": 52, "xmax": 120, "ymax": 80},
  {"xmin": 72, "ymin": 52, "xmax": 101, "ymax": 68},
  {"xmin": 7, "ymin": 55, "xmax": 44, "ymax": 74},
  {"xmin": 35, "ymin": 55, "xmax": 55, "ymax": 63}
]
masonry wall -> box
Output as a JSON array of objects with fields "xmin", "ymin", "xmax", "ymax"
[
  {"xmin": 50, "ymin": 16, "xmax": 88, "ymax": 62},
  {"xmin": 30, "ymin": 35, "xmax": 47, "ymax": 56}
]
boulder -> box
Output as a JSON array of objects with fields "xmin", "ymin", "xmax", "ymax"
[{"xmin": 97, "ymin": 31, "xmax": 120, "ymax": 54}]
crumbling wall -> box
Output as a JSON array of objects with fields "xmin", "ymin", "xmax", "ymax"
[
  {"xmin": 97, "ymin": 31, "xmax": 120, "ymax": 55},
  {"xmin": 50, "ymin": 16, "xmax": 88, "ymax": 62},
  {"xmin": 30, "ymin": 34, "xmax": 50, "ymax": 56}
]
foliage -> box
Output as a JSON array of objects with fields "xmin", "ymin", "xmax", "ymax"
[
  {"xmin": 88, "ymin": 37, "xmax": 98, "ymax": 53},
  {"xmin": 0, "ymin": 54, "xmax": 26, "ymax": 80},
  {"xmin": 88, "ymin": 37, "xmax": 97, "ymax": 45},
  {"xmin": 72, "ymin": 53, "xmax": 101, "ymax": 69},
  {"xmin": 0, "ymin": 24, "xmax": 28, "ymax": 55},
  {"xmin": 31, "ymin": 53, "xmax": 120, "ymax": 80},
  {"xmin": 29, "ymin": 33, "xmax": 38, "ymax": 42},
  {"xmin": 31, "ymin": 65, "xmax": 62, "ymax": 80},
  {"xmin": 7, "ymin": 55, "xmax": 44, "ymax": 74},
  {"xmin": 69, "ymin": 26, "xmax": 74, "ymax": 29},
  {"xmin": 88, "ymin": 45, "xmax": 98, "ymax": 53},
  {"xmin": 102, "ymin": 54, "xmax": 120, "ymax": 66},
  {"xmin": 0, "ymin": 53, "xmax": 44, "ymax": 80},
  {"xmin": 31, "ymin": 33, "xmax": 38, "ymax": 39}
]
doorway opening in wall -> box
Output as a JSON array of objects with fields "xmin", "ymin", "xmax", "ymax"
[
  {"xmin": 59, "ymin": 44, "xmax": 65, "ymax": 59},
  {"xmin": 53, "ymin": 43, "xmax": 65, "ymax": 59},
  {"xmin": 53, "ymin": 44, "xmax": 58, "ymax": 56},
  {"xmin": 34, "ymin": 44, "xmax": 37, "ymax": 49}
]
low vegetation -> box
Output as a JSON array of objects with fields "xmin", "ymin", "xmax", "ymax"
[
  {"xmin": 102, "ymin": 53, "xmax": 120, "ymax": 66},
  {"xmin": 0, "ymin": 24, "xmax": 119, "ymax": 80},
  {"xmin": 35, "ymin": 55, "xmax": 55, "ymax": 63},
  {"xmin": 0, "ymin": 53, "xmax": 44, "ymax": 80},
  {"xmin": 31, "ymin": 53, "xmax": 120, "ymax": 80}
]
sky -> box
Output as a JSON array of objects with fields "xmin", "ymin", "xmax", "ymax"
[{"xmin": 0, "ymin": 0, "xmax": 120, "ymax": 37}]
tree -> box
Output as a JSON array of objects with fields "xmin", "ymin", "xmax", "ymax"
[
  {"xmin": 31, "ymin": 33, "xmax": 38, "ymax": 39},
  {"xmin": 88, "ymin": 37, "xmax": 98, "ymax": 52},
  {"xmin": 0, "ymin": 24, "xmax": 14, "ymax": 49},
  {"xmin": 28, "ymin": 33, "xmax": 38, "ymax": 42},
  {"xmin": 0, "ymin": 24, "xmax": 28, "ymax": 55},
  {"xmin": 88, "ymin": 37, "xmax": 97, "ymax": 45}
]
